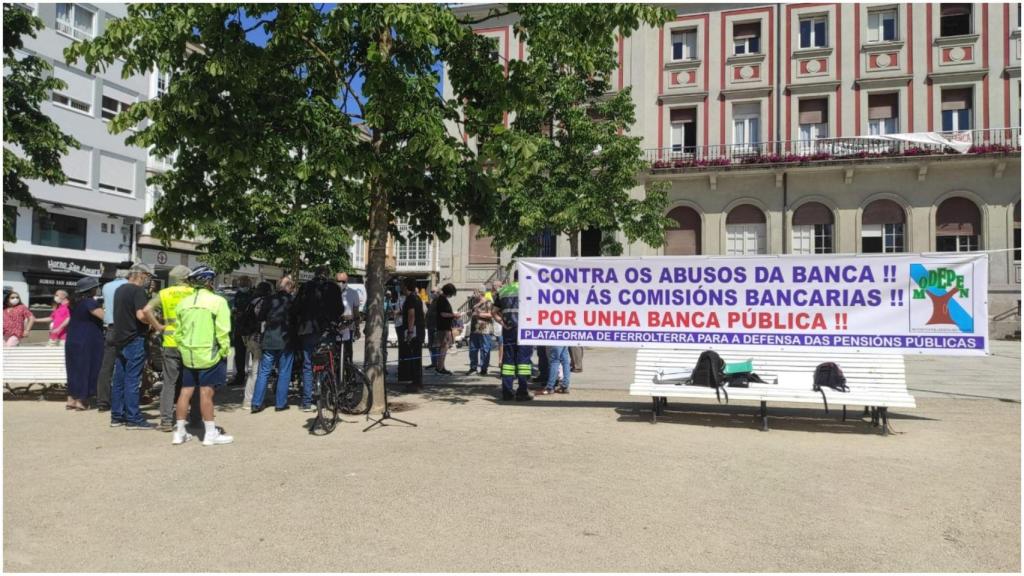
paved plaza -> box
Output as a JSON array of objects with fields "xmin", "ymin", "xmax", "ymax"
[{"xmin": 3, "ymin": 342, "xmax": 1020, "ymax": 572}]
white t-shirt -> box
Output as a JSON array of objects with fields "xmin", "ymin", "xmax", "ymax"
[{"xmin": 339, "ymin": 286, "xmax": 361, "ymax": 340}]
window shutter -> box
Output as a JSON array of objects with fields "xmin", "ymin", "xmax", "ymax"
[
  {"xmin": 99, "ymin": 154, "xmax": 136, "ymax": 194},
  {"xmin": 941, "ymin": 4, "xmax": 971, "ymax": 17},
  {"xmin": 935, "ymin": 197, "xmax": 981, "ymax": 236},
  {"xmin": 862, "ymin": 199, "xmax": 905, "ymax": 225},
  {"xmin": 60, "ymin": 147, "xmax": 91, "ymax": 185},
  {"xmin": 941, "ymin": 88, "xmax": 971, "ymax": 111},
  {"xmin": 468, "ymin": 223, "xmax": 499, "ymax": 265},
  {"xmin": 868, "ymin": 93, "xmax": 898, "ymax": 120},
  {"xmin": 792, "ymin": 202, "xmax": 833, "ymax": 226},
  {"xmin": 734, "ymin": 22, "xmax": 760, "ymax": 39},
  {"xmin": 670, "ymin": 108, "xmax": 696, "ymax": 123},
  {"xmin": 102, "ymin": 83, "xmax": 137, "ymax": 107},
  {"xmin": 733, "ymin": 102, "xmax": 759, "ymax": 117},
  {"xmin": 665, "ymin": 207, "xmax": 701, "ymax": 255},
  {"xmin": 798, "ymin": 98, "xmax": 827, "ymax": 124},
  {"xmin": 726, "ymin": 204, "xmax": 766, "ymax": 225},
  {"xmin": 52, "ymin": 66, "xmax": 94, "ymax": 103}
]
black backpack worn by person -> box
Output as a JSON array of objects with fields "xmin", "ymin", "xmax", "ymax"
[
  {"xmin": 812, "ymin": 362, "xmax": 849, "ymax": 413},
  {"xmin": 689, "ymin": 350, "xmax": 729, "ymax": 403},
  {"xmin": 235, "ymin": 296, "xmax": 263, "ymax": 339}
]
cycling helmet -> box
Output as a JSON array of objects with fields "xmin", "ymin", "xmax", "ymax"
[{"xmin": 187, "ymin": 265, "xmax": 217, "ymax": 284}]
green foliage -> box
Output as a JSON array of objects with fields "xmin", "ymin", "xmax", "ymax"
[
  {"xmin": 472, "ymin": 4, "xmax": 675, "ymax": 257},
  {"xmin": 3, "ymin": 5, "xmax": 79, "ymax": 241},
  {"xmin": 64, "ymin": 3, "xmax": 504, "ymax": 273}
]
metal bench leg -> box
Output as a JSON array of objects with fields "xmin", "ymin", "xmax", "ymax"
[
  {"xmin": 842, "ymin": 405, "xmax": 847, "ymax": 422},
  {"xmin": 651, "ymin": 397, "xmax": 658, "ymax": 424},
  {"xmin": 863, "ymin": 406, "xmax": 870, "ymax": 417},
  {"xmin": 760, "ymin": 401, "xmax": 769, "ymax": 432},
  {"xmin": 881, "ymin": 408, "xmax": 890, "ymax": 436}
]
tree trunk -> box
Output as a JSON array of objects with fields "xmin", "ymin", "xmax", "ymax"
[
  {"xmin": 362, "ymin": 177, "xmax": 389, "ymax": 415},
  {"xmin": 568, "ymin": 229, "xmax": 579, "ymax": 258}
]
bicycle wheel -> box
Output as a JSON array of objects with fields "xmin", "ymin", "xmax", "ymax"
[
  {"xmin": 315, "ymin": 371, "xmax": 339, "ymax": 433},
  {"xmin": 339, "ymin": 362, "xmax": 370, "ymax": 415}
]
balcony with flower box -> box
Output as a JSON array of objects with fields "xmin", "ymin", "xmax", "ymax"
[{"xmin": 645, "ymin": 127, "xmax": 1021, "ymax": 174}]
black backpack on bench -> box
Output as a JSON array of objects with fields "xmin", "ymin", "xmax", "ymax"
[
  {"xmin": 812, "ymin": 362, "xmax": 848, "ymax": 413},
  {"xmin": 689, "ymin": 350, "xmax": 728, "ymax": 403}
]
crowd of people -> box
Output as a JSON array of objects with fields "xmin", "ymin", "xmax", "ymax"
[{"xmin": 3, "ymin": 263, "xmax": 587, "ymax": 442}]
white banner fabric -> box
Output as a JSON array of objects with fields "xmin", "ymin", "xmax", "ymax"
[{"xmin": 517, "ymin": 253, "xmax": 989, "ymax": 355}]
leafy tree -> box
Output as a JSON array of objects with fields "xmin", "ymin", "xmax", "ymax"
[
  {"xmin": 65, "ymin": 3, "xmax": 673, "ymax": 412},
  {"xmin": 469, "ymin": 4, "xmax": 675, "ymax": 258},
  {"xmin": 66, "ymin": 3, "xmax": 505, "ymax": 412},
  {"xmin": 3, "ymin": 4, "xmax": 78, "ymax": 241}
]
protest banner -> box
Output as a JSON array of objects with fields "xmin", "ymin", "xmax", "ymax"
[{"xmin": 517, "ymin": 253, "xmax": 988, "ymax": 355}]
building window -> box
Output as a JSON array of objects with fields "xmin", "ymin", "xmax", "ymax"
[
  {"xmin": 725, "ymin": 204, "xmax": 767, "ymax": 255},
  {"xmin": 862, "ymin": 199, "xmax": 906, "ymax": 253},
  {"xmin": 51, "ymin": 66, "xmax": 93, "ymax": 114},
  {"xmin": 395, "ymin": 219, "xmax": 432, "ymax": 269},
  {"xmin": 347, "ymin": 234, "xmax": 365, "ymax": 269},
  {"xmin": 732, "ymin": 102, "xmax": 761, "ymax": 153},
  {"xmin": 55, "ymin": 3, "xmax": 94, "ymax": 40},
  {"xmin": 101, "ymin": 96, "xmax": 131, "ymax": 121},
  {"xmin": 532, "ymin": 229, "xmax": 557, "ymax": 258},
  {"xmin": 867, "ymin": 9, "xmax": 898, "ymax": 42},
  {"xmin": 940, "ymin": 3, "xmax": 972, "ymax": 37},
  {"xmin": 468, "ymin": 223, "xmax": 499, "ymax": 265},
  {"xmin": 868, "ymin": 93, "xmax": 899, "ymax": 135},
  {"xmin": 792, "ymin": 202, "xmax": 834, "ymax": 254},
  {"xmin": 936, "ymin": 196, "xmax": 981, "ymax": 252},
  {"xmin": 665, "ymin": 206, "xmax": 701, "ymax": 255},
  {"xmin": 669, "ymin": 108, "xmax": 697, "ymax": 154},
  {"xmin": 153, "ymin": 69, "xmax": 171, "ymax": 98},
  {"xmin": 98, "ymin": 154, "xmax": 135, "ymax": 195},
  {"xmin": 52, "ymin": 92, "xmax": 91, "ymax": 113},
  {"xmin": 733, "ymin": 22, "xmax": 761, "ymax": 55},
  {"xmin": 799, "ymin": 16, "xmax": 828, "ymax": 48},
  {"xmin": 60, "ymin": 147, "xmax": 91, "ymax": 188},
  {"xmin": 671, "ymin": 29, "xmax": 698, "ymax": 61},
  {"xmin": 32, "ymin": 210, "xmax": 87, "ymax": 250},
  {"xmin": 941, "ymin": 88, "xmax": 972, "ymax": 131},
  {"xmin": 798, "ymin": 98, "xmax": 829, "ymax": 151}
]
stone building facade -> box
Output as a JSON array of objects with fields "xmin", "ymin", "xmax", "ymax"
[{"xmin": 440, "ymin": 3, "xmax": 1021, "ymax": 337}]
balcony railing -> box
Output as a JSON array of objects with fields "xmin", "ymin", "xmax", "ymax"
[{"xmin": 646, "ymin": 127, "xmax": 1020, "ymax": 171}]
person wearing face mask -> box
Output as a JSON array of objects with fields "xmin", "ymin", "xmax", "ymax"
[
  {"xmin": 334, "ymin": 271, "xmax": 361, "ymax": 374},
  {"xmin": 3, "ymin": 291, "xmax": 35, "ymax": 346},
  {"xmin": 47, "ymin": 290, "xmax": 71, "ymax": 346}
]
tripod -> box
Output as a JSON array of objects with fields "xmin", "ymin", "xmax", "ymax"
[{"xmin": 363, "ymin": 366, "xmax": 417, "ymax": 432}]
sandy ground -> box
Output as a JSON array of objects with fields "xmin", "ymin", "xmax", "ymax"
[{"xmin": 4, "ymin": 343, "xmax": 1020, "ymax": 573}]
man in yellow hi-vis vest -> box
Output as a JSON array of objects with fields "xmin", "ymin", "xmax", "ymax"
[{"xmin": 143, "ymin": 265, "xmax": 194, "ymax": 432}]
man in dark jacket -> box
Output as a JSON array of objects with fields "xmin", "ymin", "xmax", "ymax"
[
  {"xmin": 250, "ymin": 276, "xmax": 296, "ymax": 413},
  {"xmin": 230, "ymin": 275, "xmax": 254, "ymax": 387},
  {"xmin": 291, "ymin": 267, "xmax": 342, "ymax": 412}
]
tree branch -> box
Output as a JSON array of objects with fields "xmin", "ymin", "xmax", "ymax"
[
  {"xmin": 457, "ymin": 8, "xmax": 511, "ymax": 26},
  {"xmin": 300, "ymin": 33, "xmax": 366, "ymax": 119},
  {"xmin": 243, "ymin": 18, "xmax": 274, "ymax": 34}
]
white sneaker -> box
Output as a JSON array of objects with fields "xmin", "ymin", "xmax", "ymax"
[
  {"xmin": 202, "ymin": 432, "xmax": 234, "ymax": 446},
  {"xmin": 172, "ymin": 431, "xmax": 192, "ymax": 445}
]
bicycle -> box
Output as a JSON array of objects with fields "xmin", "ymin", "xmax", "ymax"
[
  {"xmin": 310, "ymin": 329, "xmax": 341, "ymax": 434},
  {"xmin": 310, "ymin": 320, "xmax": 371, "ymax": 435}
]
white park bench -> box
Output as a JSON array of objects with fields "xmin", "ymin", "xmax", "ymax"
[
  {"xmin": 631, "ymin": 347, "xmax": 915, "ymax": 435},
  {"xmin": 3, "ymin": 345, "xmax": 68, "ymax": 396}
]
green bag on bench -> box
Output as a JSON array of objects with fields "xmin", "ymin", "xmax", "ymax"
[{"xmin": 723, "ymin": 359, "xmax": 753, "ymax": 375}]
